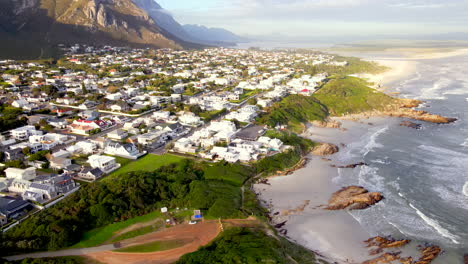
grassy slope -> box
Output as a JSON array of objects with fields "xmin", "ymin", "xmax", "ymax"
[
  {"xmin": 313, "ymin": 76, "xmax": 396, "ymax": 116},
  {"xmin": 110, "ymin": 222, "xmax": 164, "ymax": 243},
  {"xmin": 257, "ymin": 95, "xmax": 329, "ymax": 133},
  {"xmin": 114, "ymin": 240, "xmax": 185, "ymax": 253},
  {"xmin": 106, "ymin": 154, "xmax": 186, "ymax": 181},
  {"xmin": 71, "ymin": 210, "xmax": 164, "ymax": 248},
  {"xmin": 202, "ymin": 163, "xmax": 254, "ymax": 187}
]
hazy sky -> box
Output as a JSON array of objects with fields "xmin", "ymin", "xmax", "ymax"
[{"xmin": 157, "ymin": 0, "xmax": 468, "ymax": 37}]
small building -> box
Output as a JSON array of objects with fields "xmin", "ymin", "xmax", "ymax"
[
  {"xmin": 49, "ymin": 157, "xmax": 72, "ymax": 170},
  {"xmin": 107, "ymin": 129, "xmax": 128, "ymax": 140},
  {"xmin": 5, "ymin": 167, "xmax": 36, "ymax": 181},
  {"xmin": 0, "ymin": 197, "xmax": 32, "ymax": 219},
  {"xmin": 81, "ymin": 110, "xmax": 99, "ymax": 121},
  {"xmin": 4, "ymin": 148, "xmax": 24, "ymax": 162},
  {"xmin": 23, "ymin": 183, "xmax": 57, "ymax": 203},
  {"xmin": 78, "ymin": 167, "xmax": 104, "ymax": 181},
  {"xmin": 11, "ymin": 126, "xmax": 42, "ymax": 141},
  {"xmin": 192, "ymin": 209, "xmax": 203, "ymax": 220},
  {"xmin": 104, "ymin": 142, "xmax": 146, "ymax": 160},
  {"xmin": 235, "ymin": 125, "xmax": 266, "ymax": 141},
  {"xmin": 87, "ymin": 155, "xmax": 119, "ymax": 173}
]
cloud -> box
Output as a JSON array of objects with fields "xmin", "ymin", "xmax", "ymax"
[{"xmin": 166, "ymin": 0, "xmax": 468, "ymax": 37}]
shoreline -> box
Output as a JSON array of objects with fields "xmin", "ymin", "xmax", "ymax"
[
  {"xmin": 256, "ymin": 118, "xmax": 393, "ymax": 264},
  {"xmin": 255, "ymin": 48, "xmax": 468, "ymax": 264}
]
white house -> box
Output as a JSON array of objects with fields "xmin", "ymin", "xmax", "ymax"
[
  {"xmin": 178, "ymin": 113, "xmax": 203, "ymax": 127},
  {"xmin": 8, "ymin": 179, "xmax": 31, "ymax": 194},
  {"xmin": 22, "ymin": 183, "xmax": 57, "ymax": 203},
  {"xmin": 153, "ymin": 111, "xmax": 171, "ymax": 121},
  {"xmin": 107, "ymin": 129, "xmax": 128, "ymax": 140},
  {"xmin": 174, "ymin": 138, "xmax": 197, "ymax": 153},
  {"xmin": 137, "ymin": 131, "xmax": 168, "ymax": 146},
  {"xmin": 11, "ymin": 126, "xmax": 42, "ymax": 141},
  {"xmin": 104, "ymin": 142, "xmax": 146, "ymax": 160},
  {"xmin": 88, "ymin": 155, "xmax": 119, "ymax": 173},
  {"xmin": 49, "ymin": 157, "xmax": 72, "ymax": 170},
  {"xmin": 5, "ymin": 167, "xmax": 37, "ymax": 181},
  {"xmin": 67, "ymin": 140, "xmax": 97, "ymax": 154}
]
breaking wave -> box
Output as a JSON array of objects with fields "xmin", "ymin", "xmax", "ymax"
[
  {"xmin": 360, "ymin": 126, "xmax": 388, "ymax": 156},
  {"xmin": 409, "ymin": 203, "xmax": 460, "ymax": 245}
]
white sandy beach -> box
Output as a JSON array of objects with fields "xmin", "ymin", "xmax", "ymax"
[
  {"xmin": 358, "ymin": 59, "xmax": 417, "ymax": 90},
  {"xmin": 344, "ymin": 48, "xmax": 468, "ymax": 91},
  {"xmin": 390, "ymin": 47, "xmax": 468, "ymax": 60}
]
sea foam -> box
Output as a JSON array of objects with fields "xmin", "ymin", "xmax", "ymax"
[
  {"xmin": 409, "ymin": 203, "xmax": 460, "ymax": 245},
  {"xmin": 360, "ymin": 126, "xmax": 388, "ymax": 156},
  {"xmin": 463, "ymin": 182, "xmax": 468, "ymax": 197}
]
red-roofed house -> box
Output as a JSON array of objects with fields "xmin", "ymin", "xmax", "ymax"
[{"xmin": 300, "ymin": 88, "xmax": 312, "ymax": 96}]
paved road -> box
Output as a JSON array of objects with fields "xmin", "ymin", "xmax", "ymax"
[{"xmin": 4, "ymin": 244, "xmax": 116, "ymax": 261}]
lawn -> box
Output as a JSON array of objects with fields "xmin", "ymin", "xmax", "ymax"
[
  {"xmin": 114, "ymin": 240, "xmax": 185, "ymax": 253},
  {"xmin": 110, "ymin": 220, "xmax": 165, "ymax": 243},
  {"xmin": 199, "ymin": 109, "xmax": 227, "ymax": 121},
  {"xmin": 71, "ymin": 210, "xmax": 163, "ymax": 248},
  {"xmin": 106, "ymin": 154, "xmax": 186, "ymax": 180},
  {"xmin": 229, "ymin": 89, "xmax": 260, "ymax": 103}
]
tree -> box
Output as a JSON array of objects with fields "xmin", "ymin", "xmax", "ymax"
[
  {"xmin": 107, "ymin": 85, "xmax": 119, "ymax": 93},
  {"xmin": 22, "ymin": 147, "xmax": 31, "ymax": 156},
  {"xmin": 247, "ymin": 98, "xmax": 257, "ymax": 106},
  {"xmin": 5, "ymin": 160, "xmax": 25, "ymax": 169},
  {"xmin": 81, "ymin": 82, "xmax": 88, "ymax": 94},
  {"xmin": 28, "ymin": 150, "xmax": 50, "ymax": 162},
  {"xmin": 232, "ymin": 119, "xmax": 241, "ymax": 129},
  {"xmin": 189, "ymin": 105, "xmax": 202, "ymax": 115},
  {"xmin": 38, "ymin": 119, "xmax": 48, "ymax": 127}
]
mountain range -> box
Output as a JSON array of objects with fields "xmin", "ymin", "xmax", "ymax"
[
  {"xmin": 132, "ymin": 0, "xmax": 247, "ymax": 46},
  {"xmin": 0, "ymin": 0, "xmax": 246, "ymax": 59}
]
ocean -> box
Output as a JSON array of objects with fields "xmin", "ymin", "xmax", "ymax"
[{"xmin": 332, "ymin": 54, "xmax": 468, "ymax": 262}]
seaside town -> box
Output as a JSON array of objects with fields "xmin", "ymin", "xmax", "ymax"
[
  {"xmin": 1, "ymin": 0, "xmax": 467, "ymax": 263},
  {"xmin": 0, "ymin": 45, "xmax": 346, "ymax": 228}
]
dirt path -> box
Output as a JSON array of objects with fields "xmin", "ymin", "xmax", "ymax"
[
  {"xmin": 4, "ymin": 245, "xmax": 117, "ymax": 261},
  {"xmin": 4, "ymin": 219, "xmax": 264, "ymax": 264},
  {"xmin": 107, "ymin": 219, "xmax": 164, "ymax": 243},
  {"xmin": 86, "ymin": 221, "xmax": 221, "ymax": 264}
]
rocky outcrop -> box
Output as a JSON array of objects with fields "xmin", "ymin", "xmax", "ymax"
[
  {"xmin": 281, "ymin": 200, "xmax": 310, "ymax": 216},
  {"xmin": 385, "ymin": 109, "xmax": 457, "ymax": 124},
  {"xmin": 311, "ymin": 143, "xmax": 339, "ymax": 156},
  {"xmin": 340, "ymin": 98, "xmax": 457, "ymax": 124},
  {"xmin": 326, "ymin": 186, "xmax": 383, "ymax": 210},
  {"xmin": 365, "ymin": 236, "xmax": 410, "ymax": 249},
  {"xmin": 400, "ymin": 257, "xmax": 413, "ymax": 264},
  {"xmin": 311, "ymin": 120, "xmax": 342, "ymax": 129},
  {"xmin": 400, "ymin": 121, "xmax": 422, "ymax": 129},
  {"xmin": 414, "ymin": 246, "xmax": 442, "ymax": 264},
  {"xmin": 363, "ymin": 252, "xmax": 401, "ymax": 264},
  {"xmin": 331, "ymin": 162, "xmax": 368, "ymax": 169},
  {"xmin": 362, "ymin": 235, "xmax": 442, "ymax": 264}
]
